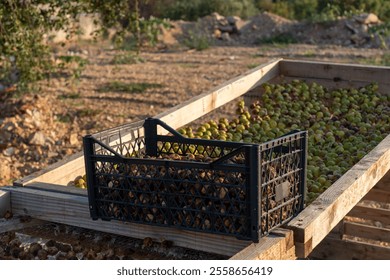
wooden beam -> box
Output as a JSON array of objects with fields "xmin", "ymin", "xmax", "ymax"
[
  {"xmin": 362, "ymin": 188, "xmax": 390, "ymax": 204},
  {"xmin": 280, "ymin": 60, "xmax": 390, "ymax": 93},
  {"xmin": 374, "ymin": 171, "xmax": 390, "ymax": 191},
  {"xmin": 13, "ymin": 152, "xmax": 85, "ymax": 187},
  {"xmin": 288, "ymin": 134, "xmax": 390, "ymax": 258},
  {"xmin": 344, "ymin": 221, "xmax": 390, "ymax": 243},
  {"xmin": 347, "ymin": 205, "xmax": 390, "ymax": 226},
  {"xmin": 5, "ymin": 185, "xmax": 259, "ymax": 257},
  {"xmin": 310, "ymin": 236, "xmax": 390, "ymax": 260},
  {"xmin": 156, "ymin": 59, "xmax": 281, "ymax": 129},
  {"xmin": 229, "ymin": 229, "xmax": 295, "ymax": 260}
]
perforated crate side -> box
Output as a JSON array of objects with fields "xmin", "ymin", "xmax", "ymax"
[{"xmin": 259, "ymin": 131, "xmax": 307, "ymax": 235}]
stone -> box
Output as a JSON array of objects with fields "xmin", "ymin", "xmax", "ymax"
[
  {"xmin": 0, "ymin": 130, "xmax": 12, "ymax": 143},
  {"xmin": 3, "ymin": 147, "xmax": 15, "ymax": 157},
  {"xmin": 219, "ymin": 25, "xmax": 234, "ymax": 33},
  {"xmin": 354, "ymin": 13, "xmax": 379, "ymax": 25},
  {"xmin": 0, "ymin": 160, "xmax": 11, "ymax": 181},
  {"xmin": 221, "ymin": 32, "xmax": 231, "ymax": 41},
  {"xmin": 213, "ymin": 28, "xmax": 222, "ymax": 39},
  {"xmin": 69, "ymin": 133, "xmax": 79, "ymax": 146},
  {"xmin": 48, "ymin": 151, "xmax": 59, "ymax": 158},
  {"xmin": 35, "ymin": 146, "xmax": 43, "ymax": 156},
  {"xmin": 227, "ymin": 16, "xmax": 241, "ymax": 25},
  {"xmin": 31, "ymin": 109, "xmax": 41, "ymax": 121},
  {"xmin": 211, "ymin": 12, "xmax": 225, "ymax": 22},
  {"xmin": 350, "ymin": 34, "xmax": 367, "ymax": 45},
  {"xmin": 46, "ymin": 136, "xmax": 55, "ymax": 146},
  {"xmin": 3, "ymin": 121, "xmax": 17, "ymax": 131},
  {"xmin": 233, "ymin": 19, "xmax": 248, "ymax": 33},
  {"xmin": 345, "ymin": 22, "xmax": 358, "ymax": 34},
  {"xmin": 158, "ymin": 24, "xmax": 179, "ymax": 46},
  {"xmin": 29, "ymin": 131, "xmax": 47, "ymax": 146},
  {"xmin": 25, "ymin": 108, "xmax": 33, "ymax": 116}
]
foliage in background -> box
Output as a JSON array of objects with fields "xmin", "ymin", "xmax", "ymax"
[
  {"xmin": 98, "ymin": 81, "xmax": 162, "ymax": 93},
  {"xmin": 255, "ymin": 0, "xmax": 390, "ymax": 22},
  {"xmin": 0, "ymin": 0, "xmax": 83, "ymax": 91},
  {"xmin": 183, "ymin": 30, "xmax": 210, "ymax": 51},
  {"xmin": 368, "ymin": 22, "xmax": 390, "ymax": 49},
  {"xmin": 0, "ymin": 0, "xmax": 168, "ymax": 92},
  {"xmin": 157, "ymin": 0, "xmax": 258, "ymax": 21},
  {"xmin": 111, "ymin": 52, "xmax": 145, "ymax": 65},
  {"xmin": 57, "ymin": 55, "xmax": 89, "ymax": 81}
]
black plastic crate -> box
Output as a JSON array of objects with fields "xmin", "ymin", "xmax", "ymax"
[{"xmin": 83, "ymin": 118, "xmax": 307, "ymax": 241}]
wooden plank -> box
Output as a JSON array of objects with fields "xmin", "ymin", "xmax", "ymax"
[
  {"xmin": 0, "ymin": 217, "xmax": 46, "ymax": 234},
  {"xmin": 156, "ymin": 58, "xmax": 281, "ymax": 129},
  {"xmin": 310, "ymin": 236, "xmax": 390, "ymax": 260},
  {"xmin": 280, "ymin": 60, "xmax": 390, "ymax": 93},
  {"xmin": 347, "ymin": 205, "xmax": 390, "ymax": 226},
  {"xmin": 374, "ymin": 170, "xmax": 390, "ymax": 191},
  {"xmin": 22, "ymin": 182, "xmax": 87, "ymax": 196},
  {"xmin": 362, "ymin": 188, "xmax": 390, "ymax": 204},
  {"xmin": 13, "ymin": 152, "xmax": 85, "ymax": 187},
  {"xmin": 344, "ymin": 221, "xmax": 390, "ymax": 243},
  {"xmin": 288, "ymin": 134, "xmax": 390, "ymax": 258},
  {"xmin": 4, "ymin": 185, "xmax": 254, "ymax": 256},
  {"xmin": 229, "ymin": 229, "xmax": 296, "ymax": 260}
]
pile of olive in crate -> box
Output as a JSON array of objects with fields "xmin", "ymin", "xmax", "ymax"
[{"xmin": 82, "ymin": 112, "xmax": 306, "ymax": 242}]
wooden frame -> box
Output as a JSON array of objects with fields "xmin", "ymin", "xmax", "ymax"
[
  {"xmin": 3, "ymin": 58, "xmax": 390, "ymax": 259},
  {"xmin": 310, "ymin": 172, "xmax": 390, "ymax": 259}
]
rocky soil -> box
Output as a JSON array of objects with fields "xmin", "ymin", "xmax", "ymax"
[{"xmin": 0, "ymin": 12, "xmax": 389, "ymax": 186}]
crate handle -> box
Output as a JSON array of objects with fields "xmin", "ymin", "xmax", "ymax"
[
  {"xmin": 83, "ymin": 135, "xmax": 124, "ymax": 158},
  {"xmin": 145, "ymin": 117, "xmax": 186, "ymax": 139}
]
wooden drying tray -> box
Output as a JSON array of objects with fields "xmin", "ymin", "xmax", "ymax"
[{"xmin": 3, "ymin": 58, "xmax": 390, "ymax": 259}]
